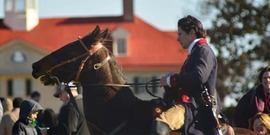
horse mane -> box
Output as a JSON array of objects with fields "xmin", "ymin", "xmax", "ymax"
[
  {"xmin": 98, "ymin": 46, "xmax": 126, "ymax": 85},
  {"xmin": 83, "ymin": 46, "xmax": 127, "ymax": 101}
]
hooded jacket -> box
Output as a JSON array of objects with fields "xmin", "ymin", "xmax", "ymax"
[{"xmin": 12, "ymin": 100, "xmax": 43, "ymax": 135}]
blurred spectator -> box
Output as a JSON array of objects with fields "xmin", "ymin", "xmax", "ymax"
[
  {"xmin": 234, "ymin": 66, "xmax": 270, "ymax": 128},
  {"xmin": 12, "ymin": 99, "xmax": 43, "ymax": 135},
  {"xmin": 2, "ymin": 97, "xmax": 13, "ymax": 114},
  {"xmin": 0, "ymin": 100, "xmax": 3, "ymax": 122},
  {"xmin": 0, "ymin": 97, "xmax": 23, "ymax": 135},
  {"xmin": 249, "ymin": 112, "xmax": 270, "ymax": 135},
  {"xmin": 41, "ymin": 108, "xmax": 57, "ymax": 128},
  {"xmin": 43, "ymin": 81, "xmax": 90, "ymax": 135},
  {"xmin": 30, "ymin": 91, "xmax": 41, "ymax": 103}
]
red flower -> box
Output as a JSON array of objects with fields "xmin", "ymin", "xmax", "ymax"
[{"xmin": 181, "ymin": 95, "xmax": 190, "ymax": 103}]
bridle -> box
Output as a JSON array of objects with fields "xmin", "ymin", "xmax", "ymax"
[
  {"xmin": 47, "ymin": 36, "xmax": 111, "ymax": 82},
  {"xmin": 46, "ymin": 36, "xmax": 161, "ymax": 98}
]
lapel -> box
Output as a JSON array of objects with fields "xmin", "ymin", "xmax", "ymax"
[{"xmin": 180, "ymin": 38, "xmax": 208, "ymax": 74}]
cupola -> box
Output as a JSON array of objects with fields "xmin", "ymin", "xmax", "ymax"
[{"xmin": 4, "ymin": 0, "xmax": 39, "ymax": 31}]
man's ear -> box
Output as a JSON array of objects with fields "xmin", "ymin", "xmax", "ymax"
[{"xmin": 189, "ymin": 29, "xmax": 195, "ymax": 35}]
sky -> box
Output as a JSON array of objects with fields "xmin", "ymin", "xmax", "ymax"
[{"xmin": 0, "ymin": 0, "xmax": 214, "ymax": 31}]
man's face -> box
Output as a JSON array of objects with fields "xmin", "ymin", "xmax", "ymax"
[
  {"xmin": 28, "ymin": 111, "xmax": 39, "ymax": 120},
  {"xmin": 262, "ymin": 71, "xmax": 270, "ymax": 93},
  {"xmin": 59, "ymin": 91, "xmax": 70, "ymax": 103},
  {"xmin": 177, "ymin": 27, "xmax": 195, "ymax": 49}
]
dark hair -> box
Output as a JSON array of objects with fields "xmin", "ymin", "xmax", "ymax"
[
  {"xmin": 30, "ymin": 91, "xmax": 40, "ymax": 98},
  {"xmin": 177, "ymin": 15, "xmax": 207, "ymax": 38},
  {"xmin": 258, "ymin": 66, "xmax": 270, "ymax": 82},
  {"xmin": 13, "ymin": 97, "xmax": 23, "ymax": 108},
  {"xmin": 43, "ymin": 108, "xmax": 57, "ymax": 127}
]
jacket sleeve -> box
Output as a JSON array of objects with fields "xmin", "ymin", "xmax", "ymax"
[
  {"xmin": 12, "ymin": 122, "xmax": 27, "ymax": 135},
  {"xmin": 0, "ymin": 101, "xmax": 2, "ymax": 122},
  {"xmin": 171, "ymin": 45, "xmax": 216, "ymax": 89},
  {"xmin": 67, "ymin": 105, "xmax": 79, "ymax": 133},
  {"xmin": 234, "ymin": 91, "xmax": 252, "ymax": 128}
]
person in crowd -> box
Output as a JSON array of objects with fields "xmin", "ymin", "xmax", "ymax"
[
  {"xmin": 0, "ymin": 97, "xmax": 23, "ymax": 135},
  {"xmin": 0, "ymin": 100, "xmax": 3, "ymax": 122},
  {"xmin": 30, "ymin": 91, "xmax": 41, "ymax": 103},
  {"xmin": 41, "ymin": 81, "xmax": 90, "ymax": 135},
  {"xmin": 150, "ymin": 15, "xmax": 221, "ymax": 135},
  {"xmin": 234, "ymin": 66, "xmax": 270, "ymax": 128},
  {"xmin": 2, "ymin": 97, "xmax": 13, "ymax": 114},
  {"xmin": 248, "ymin": 112, "xmax": 270, "ymax": 135},
  {"xmin": 29, "ymin": 91, "xmax": 43, "ymax": 129},
  {"xmin": 12, "ymin": 99, "xmax": 43, "ymax": 135},
  {"xmin": 40, "ymin": 108, "xmax": 57, "ymax": 128}
]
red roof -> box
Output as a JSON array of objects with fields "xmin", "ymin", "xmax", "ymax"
[{"xmin": 0, "ymin": 16, "xmax": 187, "ymax": 71}]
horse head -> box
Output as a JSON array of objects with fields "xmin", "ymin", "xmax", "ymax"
[{"xmin": 32, "ymin": 25, "xmax": 115, "ymax": 86}]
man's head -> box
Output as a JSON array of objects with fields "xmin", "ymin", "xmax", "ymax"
[
  {"xmin": 30, "ymin": 91, "xmax": 41, "ymax": 102},
  {"xmin": 13, "ymin": 97, "xmax": 23, "ymax": 108},
  {"xmin": 19, "ymin": 100, "xmax": 43, "ymax": 120},
  {"xmin": 54, "ymin": 81, "xmax": 79, "ymax": 103},
  {"xmin": 177, "ymin": 15, "xmax": 206, "ymax": 49},
  {"xmin": 258, "ymin": 66, "xmax": 270, "ymax": 93}
]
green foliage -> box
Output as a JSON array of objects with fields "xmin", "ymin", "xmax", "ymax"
[{"xmin": 204, "ymin": 0, "xmax": 270, "ymax": 103}]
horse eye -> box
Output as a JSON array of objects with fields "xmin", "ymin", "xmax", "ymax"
[{"xmin": 87, "ymin": 61, "xmax": 93, "ymax": 68}]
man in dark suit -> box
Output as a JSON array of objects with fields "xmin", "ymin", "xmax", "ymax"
[
  {"xmin": 42, "ymin": 81, "xmax": 90, "ymax": 135},
  {"xmin": 151, "ymin": 15, "xmax": 221, "ymax": 135}
]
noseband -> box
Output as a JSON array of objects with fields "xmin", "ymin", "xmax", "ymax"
[{"xmin": 47, "ymin": 36, "xmax": 111, "ymax": 82}]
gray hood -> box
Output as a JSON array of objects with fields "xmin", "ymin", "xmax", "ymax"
[{"xmin": 19, "ymin": 99, "xmax": 43, "ymax": 119}]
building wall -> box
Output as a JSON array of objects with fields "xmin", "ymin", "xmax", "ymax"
[{"xmin": 0, "ymin": 39, "xmax": 63, "ymax": 113}]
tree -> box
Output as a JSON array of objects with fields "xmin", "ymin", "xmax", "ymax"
[{"xmin": 203, "ymin": 0, "xmax": 270, "ymax": 104}]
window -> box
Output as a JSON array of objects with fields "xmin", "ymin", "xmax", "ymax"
[
  {"xmin": 10, "ymin": 50, "xmax": 27, "ymax": 64},
  {"xmin": 111, "ymin": 27, "xmax": 130, "ymax": 56},
  {"xmin": 7, "ymin": 79, "xmax": 32, "ymax": 97},
  {"xmin": 5, "ymin": 0, "xmax": 13, "ymax": 11},
  {"xmin": 15, "ymin": 0, "xmax": 25, "ymax": 11},
  {"xmin": 116, "ymin": 38, "xmax": 127, "ymax": 55},
  {"xmin": 26, "ymin": 79, "xmax": 32, "ymax": 95},
  {"xmin": 7, "ymin": 79, "xmax": 13, "ymax": 96},
  {"xmin": 133, "ymin": 76, "xmax": 158, "ymax": 94}
]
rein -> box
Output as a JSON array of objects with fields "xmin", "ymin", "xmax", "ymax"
[{"xmin": 84, "ymin": 79, "xmax": 162, "ymax": 98}]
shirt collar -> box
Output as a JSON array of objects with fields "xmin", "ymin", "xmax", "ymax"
[{"xmin": 187, "ymin": 38, "xmax": 202, "ymax": 54}]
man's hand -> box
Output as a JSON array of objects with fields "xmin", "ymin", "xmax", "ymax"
[{"xmin": 160, "ymin": 72, "xmax": 175, "ymax": 87}]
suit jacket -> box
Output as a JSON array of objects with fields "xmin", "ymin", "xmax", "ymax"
[
  {"xmin": 47, "ymin": 95, "xmax": 90, "ymax": 135},
  {"xmin": 168, "ymin": 39, "xmax": 220, "ymax": 135}
]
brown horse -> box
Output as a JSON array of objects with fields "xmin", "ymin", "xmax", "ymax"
[
  {"xmin": 32, "ymin": 25, "xmax": 166, "ymax": 134},
  {"xmin": 32, "ymin": 25, "xmax": 258, "ymax": 135}
]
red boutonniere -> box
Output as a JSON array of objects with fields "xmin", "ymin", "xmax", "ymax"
[{"xmin": 181, "ymin": 95, "xmax": 190, "ymax": 103}]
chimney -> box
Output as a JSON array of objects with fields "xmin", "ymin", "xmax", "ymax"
[{"xmin": 123, "ymin": 0, "xmax": 134, "ymax": 21}]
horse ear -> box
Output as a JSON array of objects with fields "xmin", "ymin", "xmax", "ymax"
[
  {"xmin": 91, "ymin": 25, "xmax": 101, "ymax": 37},
  {"xmin": 100, "ymin": 28, "xmax": 109, "ymax": 39}
]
